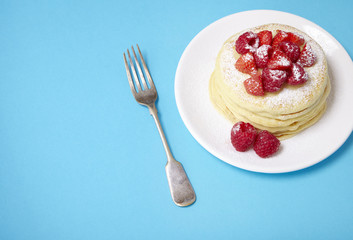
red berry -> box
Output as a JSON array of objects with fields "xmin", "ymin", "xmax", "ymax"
[
  {"xmin": 267, "ymin": 49, "xmax": 292, "ymax": 70},
  {"xmin": 272, "ymin": 30, "xmax": 289, "ymax": 47},
  {"xmin": 253, "ymin": 130, "xmax": 280, "ymax": 158},
  {"xmin": 235, "ymin": 31, "xmax": 260, "ymax": 54},
  {"xmin": 287, "ymin": 63, "xmax": 308, "ymax": 85},
  {"xmin": 244, "ymin": 73, "xmax": 264, "ymax": 96},
  {"xmin": 297, "ymin": 43, "xmax": 317, "ymax": 67},
  {"xmin": 257, "ymin": 30, "xmax": 272, "ymax": 46},
  {"xmin": 278, "ymin": 41, "xmax": 300, "ymax": 62},
  {"xmin": 287, "ymin": 32, "xmax": 305, "ymax": 46},
  {"xmin": 262, "ymin": 67, "xmax": 288, "ymax": 92},
  {"xmin": 254, "ymin": 45, "xmax": 273, "ymax": 68},
  {"xmin": 231, "ymin": 122, "xmax": 257, "ymax": 152},
  {"xmin": 235, "ymin": 53, "xmax": 257, "ymax": 75}
]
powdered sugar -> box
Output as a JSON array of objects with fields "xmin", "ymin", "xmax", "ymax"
[
  {"xmin": 292, "ymin": 64, "xmax": 302, "ymax": 78},
  {"xmin": 297, "ymin": 43, "xmax": 317, "ymax": 67},
  {"xmin": 244, "ymin": 31, "xmax": 260, "ymax": 51},
  {"xmin": 288, "ymin": 63, "xmax": 308, "ymax": 85},
  {"xmin": 254, "ymin": 45, "xmax": 272, "ymax": 68},
  {"xmin": 268, "ymin": 49, "xmax": 291, "ymax": 69},
  {"xmin": 256, "ymin": 45, "xmax": 271, "ymax": 58},
  {"xmin": 220, "ymin": 27, "xmax": 326, "ymax": 112},
  {"xmin": 236, "ymin": 31, "xmax": 260, "ymax": 54},
  {"xmin": 262, "ymin": 68, "xmax": 288, "ymax": 92},
  {"xmin": 279, "ymin": 41, "xmax": 300, "ymax": 62},
  {"xmin": 243, "ymin": 52, "xmax": 254, "ymax": 61}
]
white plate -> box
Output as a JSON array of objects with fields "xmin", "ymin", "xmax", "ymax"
[{"xmin": 175, "ymin": 10, "xmax": 353, "ymax": 173}]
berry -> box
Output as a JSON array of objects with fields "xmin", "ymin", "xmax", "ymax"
[
  {"xmin": 253, "ymin": 130, "xmax": 280, "ymax": 158},
  {"xmin": 287, "ymin": 63, "xmax": 308, "ymax": 85},
  {"xmin": 278, "ymin": 41, "xmax": 300, "ymax": 62},
  {"xmin": 262, "ymin": 67, "xmax": 288, "ymax": 92},
  {"xmin": 235, "ymin": 31, "xmax": 260, "ymax": 54},
  {"xmin": 267, "ymin": 49, "xmax": 292, "ymax": 70},
  {"xmin": 231, "ymin": 122, "xmax": 257, "ymax": 152},
  {"xmin": 257, "ymin": 30, "xmax": 272, "ymax": 46},
  {"xmin": 272, "ymin": 30, "xmax": 289, "ymax": 47},
  {"xmin": 254, "ymin": 45, "xmax": 273, "ymax": 68},
  {"xmin": 244, "ymin": 73, "xmax": 264, "ymax": 96},
  {"xmin": 297, "ymin": 43, "xmax": 317, "ymax": 67},
  {"xmin": 235, "ymin": 53, "xmax": 257, "ymax": 75},
  {"xmin": 287, "ymin": 32, "xmax": 305, "ymax": 46}
]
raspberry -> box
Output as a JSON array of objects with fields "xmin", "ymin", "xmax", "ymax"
[
  {"xmin": 297, "ymin": 43, "xmax": 317, "ymax": 67},
  {"xmin": 267, "ymin": 49, "xmax": 292, "ymax": 70},
  {"xmin": 254, "ymin": 45, "xmax": 273, "ymax": 68},
  {"xmin": 235, "ymin": 53, "xmax": 257, "ymax": 75},
  {"xmin": 272, "ymin": 30, "xmax": 289, "ymax": 47},
  {"xmin": 253, "ymin": 130, "xmax": 280, "ymax": 158},
  {"xmin": 257, "ymin": 30, "xmax": 272, "ymax": 46},
  {"xmin": 235, "ymin": 31, "xmax": 260, "ymax": 54},
  {"xmin": 230, "ymin": 122, "xmax": 257, "ymax": 152},
  {"xmin": 262, "ymin": 67, "xmax": 288, "ymax": 92},
  {"xmin": 278, "ymin": 41, "xmax": 300, "ymax": 62},
  {"xmin": 244, "ymin": 73, "xmax": 264, "ymax": 96},
  {"xmin": 287, "ymin": 63, "xmax": 308, "ymax": 85},
  {"xmin": 287, "ymin": 32, "xmax": 305, "ymax": 46}
]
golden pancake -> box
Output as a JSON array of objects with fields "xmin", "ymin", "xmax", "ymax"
[{"xmin": 209, "ymin": 23, "xmax": 330, "ymax": 140}]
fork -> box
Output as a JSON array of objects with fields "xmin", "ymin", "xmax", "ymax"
[{"xmin": 123, "ymin": 44, "xmax": 196, "ymax": 207}]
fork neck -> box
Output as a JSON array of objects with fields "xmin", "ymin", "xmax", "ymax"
[{"xmin": 147, "ymin": 103, "xmax": 174, "ymax": 163}]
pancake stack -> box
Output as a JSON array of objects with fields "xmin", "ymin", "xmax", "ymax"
[{"xmin": 209, "ymin": 24, "xmax": 330, "ymax": 140}]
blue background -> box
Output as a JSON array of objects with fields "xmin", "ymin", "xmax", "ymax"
[{"xmin": 1, "ymin": 0, "xmax": 353, "ymax": 239}]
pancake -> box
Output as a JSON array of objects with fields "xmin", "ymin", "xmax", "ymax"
[{"xmin": 209, "ymin": 23, "xmax": 330, "ymax": 140}]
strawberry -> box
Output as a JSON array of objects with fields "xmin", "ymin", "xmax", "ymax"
[
  {"xmin": 278, "ymin": 41, "xmax": 300, "ymax": 62},
  {"xmin": 254, "ymin": 45, "xmax": 273, "ymax": 68},
  {"xmin": 287, "ymin": 63, "xmax": 308, "ymax": 85},
  {"xmin": 272, "ymin": 30, "xmax": 289, "ymax": 47},
  {"xmin": 235, "ymin": 53, "xmax": 257, "ymax": 75},
  {"xmin": 267, "ymin": 49, "xmax": 292, "ymax": 70},
  {"xmin": 253, "ymin": 130, "xmax": 280, "ymax": 158},
  {"xmin": 244, "ymin": 73, "xmax": 264, "ymax": 96},
  {"xmin": 287, "ymin": 32, "xmax": 305, "ymax": 46},
  {"xmin": 297, "ymin": 43, "xmax": 317, "ymax": 67},
  {"xmin": 262, "ymin": 67, "xmax": 288, "ymax": 92},
  {"xmin": 235, "ymin": 31, "xmax": 260, "ymax": 54},
  {"xmin": 231, "ymin": 122, "xmax": 257, "ymax": 152},
  {"xmin": 257, "ymin": 30, "xmax": 272, "ymax": 46}
]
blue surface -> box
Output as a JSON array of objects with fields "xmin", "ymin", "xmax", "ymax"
[{"xmin": 1, "ymin": 0, "xmax": 353, "ymax": 239}]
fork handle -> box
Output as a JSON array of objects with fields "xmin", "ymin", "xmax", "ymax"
[{"xmin": 148, "ymin": 103, "xmax": 196, "ymax": 207}]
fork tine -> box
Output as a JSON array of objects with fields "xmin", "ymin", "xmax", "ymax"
[
  {"xmin": 123, "ymin": 53, "xmax": 137, "ymax": 95},
  {"xmin": 136, "ymin": 44, "xmax": 156, "ymax": 90},
  {"xmin": 131, "ymin": 46, "xmax": 149, "ymax": 90},
  {"xmin": 127, "ymin": 49, "xmax": 142, "ymax": 92}
]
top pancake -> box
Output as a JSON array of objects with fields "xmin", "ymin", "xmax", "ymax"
[{"xmin": 218, "ymin": 23, "xmax": 328, "ymax": 115}]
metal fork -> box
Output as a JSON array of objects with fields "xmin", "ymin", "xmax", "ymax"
[{"xmin": 123, "ymin": 44, "xmax": 196, "ymax": 207}]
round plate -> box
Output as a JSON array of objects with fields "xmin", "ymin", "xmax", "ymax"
[{"xmin": 175, "ymin": 10, "xmax": 353, "ymax": 173}]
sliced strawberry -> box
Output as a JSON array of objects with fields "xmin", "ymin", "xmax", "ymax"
[
  {"xmin": 287, "ymin": 63, "xmax": 308, "ymax": 85},
  {"xmin": 254, "ymin": 45, "xmax": 273, "ymax": 68},
  {"xmin": 267, "ymin": 49, "xmax": 292, "ymax": 70},
  {"xmin": 262, "ymin": 67, "xmax": 288, "ymax": 92},
  {"xmin": 244, "ymin": 73, "xmax": 264, "ymax": 96},
  {"xmin": 235, "ymin": 53, "xmax": 257, "ymax": 75},
  {"xmin": 278, "ymin": 41, "xmax": 300, "ymax": 62},
  {"xmin": 272, "ymin": 30, "xmax": 289, "ymax": 47},
  {"xmin": 297, "ymin": 43, "xmax": 317, "ymax": 67},
  {"xmin": 235, "ymin": 31, "xmax": 260, "ymax": 54},
  {"xmin": 257, "ymin": 30, "xmax": 272, "ymax": 46},
  {"xmin": 287, "ymin": 32, "xmax": 305, "ymax": 46}
]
